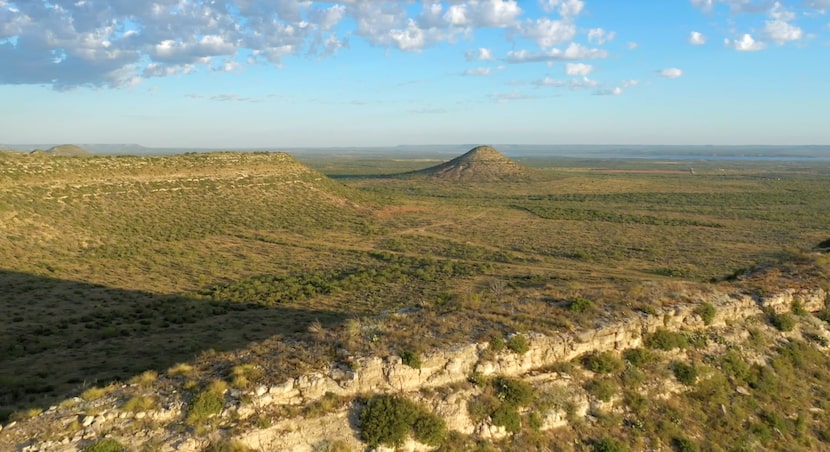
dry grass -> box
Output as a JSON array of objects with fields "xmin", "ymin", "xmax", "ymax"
[{"xmin": 2, "ymin": 151, "xmax": 830, "ymax": 423}]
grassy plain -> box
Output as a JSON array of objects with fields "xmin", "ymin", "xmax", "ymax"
[{"xmin": 2, "ymin": 150, "xmax": 830, "ymax": 449}]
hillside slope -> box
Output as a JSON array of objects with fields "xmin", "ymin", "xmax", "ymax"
[{"xmin": 410, "ymin": 145, "xmax": 534, "ymax": 181}]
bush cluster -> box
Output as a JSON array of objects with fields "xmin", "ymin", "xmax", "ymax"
[
  {"xmin": 82, "ymin": 439, "xmax": 124, "ymax": 452},
  {"xmin": 467, "ymin": 376, "xmax": 535, "ymax": 433},
  {"xmin": 359, "ymin": 394, "xmax": 446, "ymax": 447},
  {"xmin": 186, "ymin": 380, "xmax": 227, "ymax": 425},
  {"xmin": 581, "ymin": 351, "xmax": 624, "ymax": 374},
  {"xmin": 768, "ymin": 311, "xmax": 796, "ymax": 332},
  {"xmin": 671, "ymin": 362, "xmax": 698, "ymax": 386},
  {"xmin": 645, "ymin": 329, "xmax": 689, "ymax": 351},
  {"xmin": 507, "ymin": 334, "xmax": 529, "ymax": 354}
]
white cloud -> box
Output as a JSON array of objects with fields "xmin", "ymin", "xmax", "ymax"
[
  {"xmin": 506, "ymin": 43, "xmax": 609, "ymax": 63},
  {"xmin": 690, "ymin": 0, "xmax": 715, "ymax": 13},
  {"xmin": 569, "ymin": 76, "xmax": 599, "ymax": 89},
  {"xmin": 531, "ymin": 75, "xmax": 597, "ymax": 89},
  {"xmin": 518, "ymin": 17, "xmax": 576, "ymax": 48},
  {"xmin": 594, "ymin": 87, "xmax": 623, "ymax": 96},
  {"xmin": 540, "ymin": 0, "xmax": 585, "ymax": 18},
  {"xmin": 764, "ymin": 19, "xmax": 803, "ymax": 43},
  {"xmin": 768, "ymin": 1, "xmax": 795, "ymax": 21},
  {"xmin": 0, "ymin": 0, "xmax": 530, "ymax": 88},
  {"xmin": 689, "ymin": 31, "xmax": 706, "ymax": 45},
  {"xmin": 532, "ymin": 76, "xmax": 566, "ymax": 87},
  {"xmin": 691, "ymin": 0, "xmax": 770, "ymax": 14},
  {"xmin": 565, "ymin": 62, "xmax": 593, "ymax": 75},
  {"xmin": 763, "ymin": 3, "xmax": 803, "ymax": 44},
  {"xmin": 627, "ymin": 42, "xmax": 639, "ymax": 49},
  {"xmin": 490, "ymin": 90, "xmax": 538, "ymax": 103},
  {"xmin": 463, "ymin": 67, "xmax": 492, "ymax": 76},
  {"xmin": 587, "ymin": 28, "xmax": 615, "ymax": 45},
  {"xmin": 445, "ymin": 0, "xmax": 522, "ymax": 28},
  {"xmin": 660, "ymin": 67, "xmax": 684, "ymax": 78},
  {"xmin": 621, "ymin": 79, "xmax": 638, "ymax": 88},
  {"xmin": 727, "ymin": 33, "xmax": 767, "ymax": 51},
  {"xmin": 465, "ymin": 47, "xmax": 495, "ymax": 61}
]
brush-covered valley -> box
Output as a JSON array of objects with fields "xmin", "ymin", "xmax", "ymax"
[{"xmin": 3, "ymin": 146, "xmax": 830, "ymax": 452}]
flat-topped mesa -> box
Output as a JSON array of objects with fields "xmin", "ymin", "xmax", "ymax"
[
  {"xmin": 37, "ymin": 144, "xmax": 94, "ymax": 157},
  {"xmin": 412, "ymin": 145, "xmax": 534, "ymax": 181}
]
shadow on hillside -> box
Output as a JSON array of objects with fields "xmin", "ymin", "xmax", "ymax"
[{"xmin": 0, "ymin": 269, "xmax": 346, "ymax": 421}]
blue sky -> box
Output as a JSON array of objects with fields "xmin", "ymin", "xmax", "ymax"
[{"xmin": 1, "ymin": 0, "xmax": 828, "ymax": 148}]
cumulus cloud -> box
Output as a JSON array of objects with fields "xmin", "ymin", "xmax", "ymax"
[
  {"xmin": 540, "ymin": 0, "xmax": 585, "ymax": 18},
  {"xmin": 660, "ymin": 67, "xmax": 684, "ymax": 78},
  {"xmin": 463, "ymin": 67, "xmax": 492, "ymax": 76},
  {"xmin": 465, "ymin": 47, "xmax": 495, "ymax": 61},
  {"xmin": 693, "ymin": 0, "xmax": 811, "ymax": 49},
  {"xmin": 764, "ymin": 19, "xmax": 803, "ymax": 43},
  {"xmin": 490, "ymin": 90, "xmax": 538, "ymax": 103},
  {"xmin": 587, "ymin": 28, "xmax": 615, "ymax": 45},
  {"xmin": 0, "ymin": 0, "xmax": 528, "ymax": 89},
  {"xmin": 531, "ymin": 75, "xmax": 597, "ymax": 90},
  {"xmin": 764, "ymin": 2, "xmax": 803, "ymax": 44},
  {"xmin": 518, "ymin": 17, "xmax": 576, "ymax": 49},
  {"xmin": 727, "ymin": 33, "xmax": 767, "ymax": 50},
  {"xmin": 532, "ymin": 77, "xmax": 566, "ymax": 87},
  {"xmin": 689, "ymin": 31, "xmax": 706, "ymax": 45},
  {"xmin": 594, "ymin": 87, "xmax": 623, "ymax": 96},
  {"xmin": 506, "ymin": 43, "xmax": 608, "ymax": 63},
  {"xmin": 444, "ymin": 0, "xmax": 522, "ymax": 28},
  {"xmin": 565, "ymin": 62, "xmax": 593, "ymax": 75},
  {"xmin": 691, "ymin": 0, "xmax": 770, "ymax": 14}
]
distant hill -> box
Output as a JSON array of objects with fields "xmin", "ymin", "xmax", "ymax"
[
  {"xmin": 408, "ymin": 145, "xmax": 534, "ymax": 181},
  {"xmin": 31, "ymin": 144, "xmax": 94, "ymax": 157}
]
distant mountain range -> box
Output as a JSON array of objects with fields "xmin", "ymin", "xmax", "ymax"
[{"xmin": 2, "ymin": 143, "xmax": 829, "ymax": 158}]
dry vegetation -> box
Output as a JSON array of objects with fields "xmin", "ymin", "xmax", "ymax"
[{"xmin": 2, "ymin": 149, "xmax": 830, "ymax": 450}]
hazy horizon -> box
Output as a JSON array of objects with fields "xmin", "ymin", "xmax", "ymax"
[{"xmin": 2, "ymin": 1, "xmax": 828, "ymax": 147}]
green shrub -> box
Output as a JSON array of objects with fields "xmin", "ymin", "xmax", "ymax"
[
  {"xmin": 507, "ymin": 335, "xmax": 529, "ymax": 354},
  {"xmin": 592, "ymin": 437, "xmax": 628, "ymax": 452},
  {"xmin": 467, "ymin": 393, "xmax": 500, "ymax": 423},
  {"xmin": 359, "ymin": 394, "xmax": 418, "ymax": 447},
  {"xmin": 413, "ymin": 412, "xmax": 448, "ymax": 446},
  {"xmin": 582, "ymin": 351, "xmax": 624, "ymax": 374},
  {"xmin": 490, "ymin": 335, "xmax": 505, "ymax": 352},
  {"xmin": 359, "ymin": 394, "xmax": 446, "ymax": 447},
  {"xmin": 186, "ymin": 380, "xmax": 227, "ymax": 425},
  {"xmin": 584, "ymin": 378, "xmax": 617, "ymax": 402},
  {"xmin": 695, "ymin": 303, "xmax": 716, "ymax": 325},
  {"xmin": 82, "ymin": 439, "xmax": 124, "ymax": 452},
  {"xmin": 623, "ymin": 348, "xmax": 657, "ymax": 367},
  {"xmin": 491, "ymin": 404, "xmax": 521, "ymax": 432},
  {"xmin": 493, "ymin": 376, "xmax": 534, "ymax": 407},
  {"xmin": 768, "ymin": 312, "xmax": 796, "ymax": 332},
  {"xmin": 468, "ymin": 372, "xmax": 487, "ymax": 387},
  {"xmin": 671, "ymin": 437, "xmax": 699, "ymax": 452},
  {"xmin": 791, "ymin": 300, "xmax": 807, "ymax": 316},
  {"xmin": 816, "ymin": 309, "xmax": 830, "ymax": 324},
  {"xmin": 569, "ymin": 297, "xmax": 593, "ymax": 313},
  {"xmin": 645, "ymin": 329, "xmax": 689, "ymax": 351},
  {"xmin": 672, "ymin": 362, "xmax": 698, "ymax": 386},
  {"xmin": 527, "ymin": 411, "xmax": 543, "ymax": 431},
  {"xmin": 400, "ymin": 350, "xmax": 422, "ymax": 369}
]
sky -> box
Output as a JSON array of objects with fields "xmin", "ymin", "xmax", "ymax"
[{"xmin": 1, "ymin": 0, "xmax": 829, "ymax": 148}]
